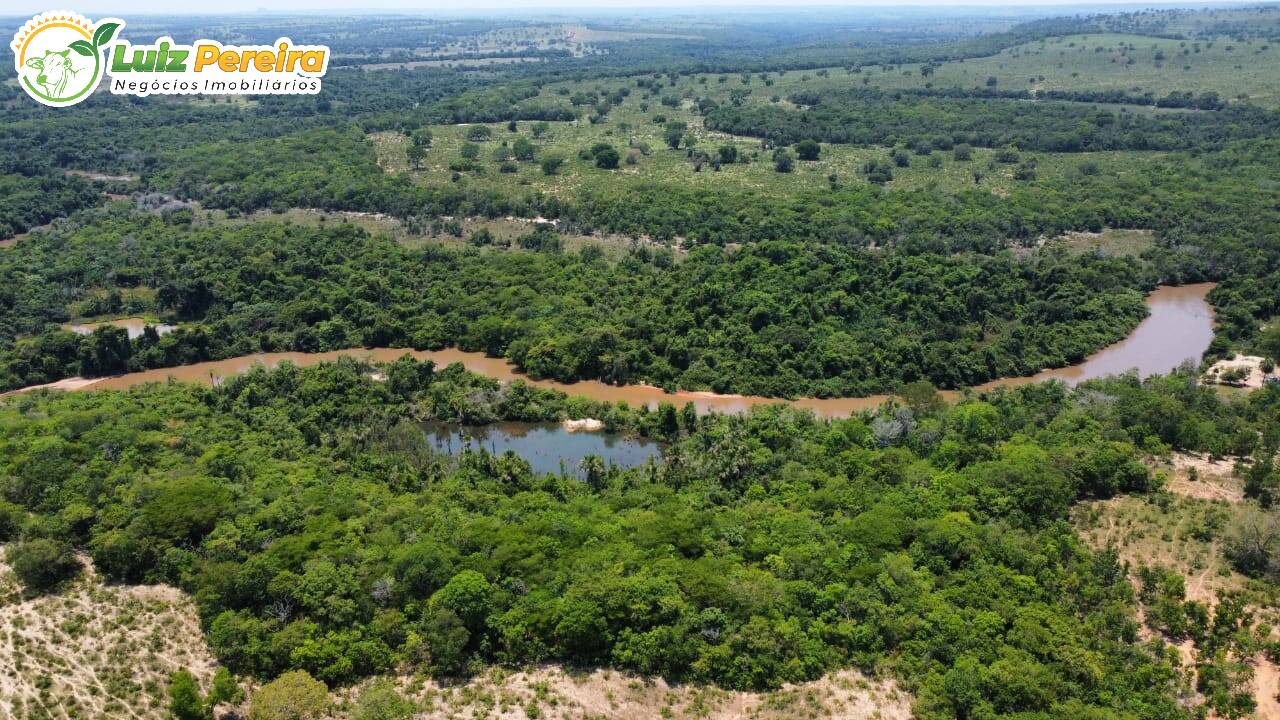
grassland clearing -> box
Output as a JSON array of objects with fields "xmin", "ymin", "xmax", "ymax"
[
  {"xmin": 1046, "ymin": 228, "xmax": 1157, "ymax": 257},
  {"xmin": 722, "ymin": 33, "xmax": 1280, "ymax": 108},
  {"xmin": 374, "ymin": 106, "xmax": 1162, "ymax": 203}
]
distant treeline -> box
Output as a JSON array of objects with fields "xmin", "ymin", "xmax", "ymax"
[
  {"xmin": 704, "ymin": 89, "xmax": 1279, "ymax": 152},
  {"xmin": 852, "ymin": 85, "xmax": 1228, "ymax": 110},
  {"xmin": 329, "ymin": 48, "xmax": 572, "ymax": 69}
]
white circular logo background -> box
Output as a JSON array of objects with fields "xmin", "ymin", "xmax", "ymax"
[{"xmin": 11, "ymin": 11, "xmax": 122, "ymax": 107}]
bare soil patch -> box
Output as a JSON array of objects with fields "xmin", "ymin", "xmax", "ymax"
[
  {"xmin": 1255, "ymin": 656, "xmax": 1280, "ymax": 720},
  {"xmin": 333, "ymin": 667, "xmax": 910, "ymax": 720},
  {"xmin": 1204, "ymin": 355, "xmax": 1275, "ymax": 390},
  {"xmin": 1164, "ymin": 452, "xmax": 1246, "ymax": 503}
]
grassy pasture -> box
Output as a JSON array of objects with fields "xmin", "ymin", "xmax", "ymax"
[
  {"xmin": 740, "ymin": 33, "xmax": 1280, "ymax": 108},
  {"xmin": 377, "ymin": 95, "xmax": 1166, "ymax": 202}
]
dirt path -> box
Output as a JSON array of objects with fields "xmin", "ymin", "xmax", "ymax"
[{"xmin": 1255, "ymin": 657, "xmax": 1280, "ymax": 720}]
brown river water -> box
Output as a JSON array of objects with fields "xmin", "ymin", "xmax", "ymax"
[{"xmin": 27, "ymin": 283, "xmax": 1216, "ymax": 418}]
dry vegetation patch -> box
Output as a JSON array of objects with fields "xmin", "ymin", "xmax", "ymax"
[
  {"xmin": 1045, "ymin": 228, "xmax": 1156, "ymax": 257},
  {"xmin": 0, "ymin": 548, "xmax": 216, "ymax": 720},
  {"xmin": 331, "ymin": 667, "xmax": 910, "ymax": 720},
  {"xmin": 1164, "ymin": 452, "xmax": 1247, "ymax": 502},
  {"xmin": 1073, "ymin": 491, "xmax": 1242, "ymax": 605}
]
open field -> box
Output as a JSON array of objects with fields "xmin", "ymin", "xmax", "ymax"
[
  {"xmin": 330, "ymin": 668, "xmax": 911, "ymax": 720},
  {"xmin": 679, "ymin": 33, "xmax": 1280, "ymax": 108},
  {"xmin": 360, "ymin": 57, "xmax": 545, "ymax": 71},
  {"xmin": 1072, "ymin": 453, "xmax": 1280, "ymax": 718},
  {"xmin": 1074, "ymin": 490, "xmax": 1242, "ymax": 605},
  {"xmin": 1073, "ymin": 453, "xmax": 1252, "ymax": 606},
  {"xmin": 345, "ymin": 22, "xmax": 704, "ymax": 66},
  {"xmin": 1045, "ymin": 228, "xmax": 1157, "ymax": 257},
  {"xmin": 373, "ymin": 117, "xmax": 1162, "ymax": 202},
  {"xmin": 1106, "ymin": 7, "xmax": 1280, "ymax": 40},
  {"xmin": 865, "ymin": 33, "xmax": 1280, "ymax": 107},
  {"xmin": 192, "ymin": 204, "xmax": 674, "ymax": 261}
]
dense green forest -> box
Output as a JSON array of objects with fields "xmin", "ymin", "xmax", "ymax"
[
  {"xmin": 1, "ymin": 359, "xmax": 1278, "ymax": 717},
  {"xmin": 0, "ymin": 213, "xmax": 1150, "ymax": 396}
]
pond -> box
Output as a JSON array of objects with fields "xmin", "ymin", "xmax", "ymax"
[{"xmin": 421, "ymin": 421, "xmax": 664, "ymax": 478}]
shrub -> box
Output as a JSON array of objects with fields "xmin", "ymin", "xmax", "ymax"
[
  {"xmin": 9, "ymin": 538, "xmax": 80, "ymax": 592},
  {"xmin": 994, "ymin": 148, "xmax": 1020, "ymax": 164},
  {"xmin": 590, "ymin": 144, "xmax": 620, "ymax": 169},
  {"xmin": 0, "ymin": 501, "xmax": 22, "ymax": 541},
  {"xmin": 862, "ymin": 159, "xmax": 894, "ymax": 185},
  {"xmin": 772, "ymin": 148, "xmax": 794, "ymax": 173},
  {"xmin": 540, "ymin": 156, "xmax": 564, "ymax": 175},
  {"xmin": 1225, "ymin": 508, "xmax": 1280, "ymax": 579},
  {"xmin": 794, "ymin": 139, "xmax": 821, "ymax": 160},
  {"xmin": 354, "ymin": 678, "xmax": 415, "ymax": 720},
  {"xmin": 512, "ymin": 138, "xmax": 536, "ymax": 161},
  {"xmin": 208, "ymin": 667, "xmax": 243, "ymax": 708},
  {"xmin": 168, "ymin": 670, "xmax": 206, "ymax": 720},
  {"xmin": 249, "ymin": 671, "xmax": 329, "ymax": 720}
]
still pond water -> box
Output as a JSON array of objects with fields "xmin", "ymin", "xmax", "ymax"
[{"xmin": 421, "ymin": 421, "xmax": 664, "ymax": 477}]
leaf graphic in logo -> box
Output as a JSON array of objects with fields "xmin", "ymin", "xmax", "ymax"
[
  {"xmin": 92, "ymin": 22, "xmax": 120, "ymax": 48},
  {"xmin": 69, "ymin": 40, "xmax": 95, "ymax": 57}
]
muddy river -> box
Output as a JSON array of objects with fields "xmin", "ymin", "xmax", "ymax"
[{"xmin": 27, "ymin": 283, "xmax": 1216, "ymax": 418}]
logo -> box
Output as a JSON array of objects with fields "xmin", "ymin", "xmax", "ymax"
[
  {"xmin": 11, "ymin": 11, "xmax": 121, "ymax": 107},
  {"xmin": 11, "ymin": 10, "xmax": 330, "ymax": 107}
]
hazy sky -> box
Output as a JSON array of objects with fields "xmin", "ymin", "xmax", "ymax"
[{"xmin": 2, "ymin": 0, "xmax": 1245, "ymax": 16}]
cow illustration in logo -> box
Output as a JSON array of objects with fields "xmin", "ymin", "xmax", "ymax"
[
  {"xmin": 26, "ymin": 47, "xmax": 82, "ymax": 99},
  {"xmin": 11, "ymin": 11, "xmax": 122, "ymax": 107}
]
